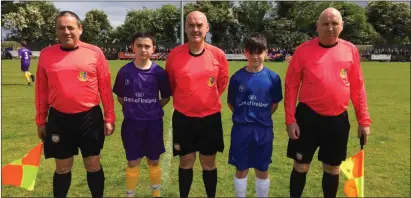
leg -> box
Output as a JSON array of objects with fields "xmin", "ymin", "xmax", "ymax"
[
  {"xmin": 146, "ymin": 119, "xmax": 166, "ymax": 197},
  {"xmin": 125, "ymin": 159, "xmax": 142, "ymax": 197},
  {"xmin": 78, "ymin": 106, "xmax": 106, "ymax": 198},
  {"xmin": 198, "ymin": 112, "xmax": 224, "ymax": 198},
  {"xmin": 286, "ymin": 103, "xmax": 320, "ymax": 198},
  {"xmin": 83, "ymin": 155, "xmax": 104, "ymax": 198},
  {"xmin": 147, "ymin": 158, "xmax": 161, "ymax": 197},
  {"xmin": 322, "ymin": 163, "xmax": 340, "ymax": 198},
  {"xmin": 234, "ymin": 169, "xmax": 249, "ymax": 197},
  {"xmin": 54, "ymin": 157, "xmax": 74, "ymax": 198},
  {"xmin": 318, "ymin": 111, "xmax": 350, "ymax": 198},
  {"xmin": 179, "ymin": 153, "xmax": 196, "ymax": 198},
  {"xmin": 255, "ymin": 169, "xmax": 270, "ymax": 197}
]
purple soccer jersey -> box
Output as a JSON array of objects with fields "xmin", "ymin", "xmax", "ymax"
[
  {"xmin": 18, "ymin": 47, "xmax": 32, "ymax": 67},
  {"xmin": 113, "ymin": 61, "xmax": 172, "ymax": 120}
]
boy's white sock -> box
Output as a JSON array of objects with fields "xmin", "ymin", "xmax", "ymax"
[
  {"xmin": 256, "ymin": 177, "xmax": 270, "ymax": 197},
  {"xmin": 234, "ymin": 175, "xmax": 248, "ymax": 197}
]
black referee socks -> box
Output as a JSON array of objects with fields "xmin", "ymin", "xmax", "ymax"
[
  {"xmin": 87, "ymin": 166, "xmax": 105, "ymax": 198},
  {"xmin": 53, "ymin": 171, "xmax": 72, "ymax": 198},
  {"xmin": 290, "ymin": 168, "xmax": 307, "ymax": 198},
  {"xmin": 203, "ymin": 168, "xmax": 217, "ymax": 198},
  {"xmin": 322, "ymin": 171, "xmax": 339, "ymax": 198},
  {"xmin": 179, "ymin": 167, "xmax": 193, "ymax": 198}
]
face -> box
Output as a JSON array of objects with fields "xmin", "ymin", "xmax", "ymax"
[
  {"xmin": 185, "ymin": 13, "xmax": 209, "ymax": 43},
  {"xmin": 56, "ymin": 15, "xmax": 82, "ymax": 48},
  {"xmin": 245, "ymin": 50, "xmax": 267, "ymax": 68},
  {"xmin": 132, "ymin": 37, "xmax": 156, "ymax": 61},
  {"xmin": 316, "ymin": 12, "xmax": 344, "ymax": 43}
]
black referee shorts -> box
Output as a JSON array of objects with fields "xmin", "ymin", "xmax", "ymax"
[
  {"xmin": 172, "ymin": 110, "xmax": 224, "ymax": 156},
  {"xmin": 44, "ymin": 105, "xmax": 105, "ymax": 160},
  {"xmin": 287, "ymin": 103, "xmax": 350, "ymax": 166}
]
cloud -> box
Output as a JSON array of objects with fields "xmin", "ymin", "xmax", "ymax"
[{"xmin": 52, "ymin": 2, "xmax": 181, "ymax": 28}]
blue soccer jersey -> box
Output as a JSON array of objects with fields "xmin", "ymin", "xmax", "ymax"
[
  {"xmin": 113, "ymin": 61, "xmax": 172, "ymax": 120},
  {"xmin": 227, "ymin": 66, "xmax": 283, "ymax": 127}
]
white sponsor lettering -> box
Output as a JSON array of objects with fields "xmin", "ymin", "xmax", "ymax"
[
  {"xmin": 124, "ymin": 97, "xmax": 157, "ymax": 104},
  {"xmin": 238, "ymin": 100, "xmax": 269, "ymax": 108}
]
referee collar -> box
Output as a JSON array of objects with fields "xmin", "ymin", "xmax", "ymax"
[
  {"xmin": 319, "ymin": 41, "xmax": 338, "ymax": 48},
  {"xmin": 189, "ymin": 48, "xmax": 205, "ymax": 57},
  {"xmin": 60, "ymin": 43, "xmax": 80, "ymax": 51}
]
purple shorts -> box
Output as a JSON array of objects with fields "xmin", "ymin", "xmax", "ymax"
[
  {"xmin": 21, "ymin": 63, "xmax": 29, "ymax": 72},
  {"xmin": 121, "ymin": 118, "xmax": 165, "ymax": 161}
]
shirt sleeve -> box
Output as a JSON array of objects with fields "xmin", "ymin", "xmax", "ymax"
[
  {"xmin": 349, "ymin": 46, "xmax": 372, "ymax": 126},
  {"xmin": 29, "ymin": 50, "xmax": 32, "ymax": 55},
  {"xmin": 158, "ymin": 68, "xmax": 172, "ymax": 99},
  {"xmin": 112, "ymin": 68, "xmax": 124, "ymax": 98},
  {"xmin": 217, "ymin": 52, "xmax": 229, "ymax": 96},
  {"xmin": 35, "ymin": 52, "xmax": 50, "ymax": 126},
  {"xmin": 271, "ymin": 74, "xmax": 283, "ymax": 104},
  {"xmin": 227, "ymin": 75, "xmax": 237, "ymax": 106},
  {"xmin": 284, "ymin": 48, "xmax": 303, "ymax": 125},
  {"xmin": 96, "ymin": 50, "xmax": 116, "ymax": 123},
  {"xmin": 165, "ymin": 55, "xmax": 176, "ymax": 95}
]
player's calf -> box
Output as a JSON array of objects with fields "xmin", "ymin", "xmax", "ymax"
[{"xmin": 147, "ymin": 158, "xmax": 161, "ymax": 197}]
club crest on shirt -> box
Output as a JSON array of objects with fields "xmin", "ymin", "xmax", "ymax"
[
  {"xmin": 78, "ymin": 71, "xmax": 88, "ymax": 81},
  {"xmin": 125, "ymin": 78, "xmax": 130, "ymax": 86},
  {"xmin": 207, "ymin": 76, "xmax": 215, "ymax": 87},
  {"xmin": 239, "ymin": 85, "xmax": 245, "ymax": 92},
  {"xmin": 51, "ymin": 134, "xmax": 60, "ymax": 143},
  {"xmin": 340, "ymin": 68, "xmax": 347, "ymax": 79}
]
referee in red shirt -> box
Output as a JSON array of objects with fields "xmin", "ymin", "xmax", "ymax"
[
  {"xmin": 35, "ymin": 11, "xmax": 115, "ymax": 198},
  {"xmin": 165, "ymin": 11, "xmax": 229, "ymax": 198},
  {"xmin": 284, "ymin": 8, "xmax": 371, "ymax": 198}
]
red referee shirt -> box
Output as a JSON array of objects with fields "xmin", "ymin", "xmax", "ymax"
[
  {"xmin": 35, "ymin": 42, "xmax": 115, "ymax": 126},
  {"xmin": 284, "ymin": 37, "xmax": 371, "ymax": 126}
]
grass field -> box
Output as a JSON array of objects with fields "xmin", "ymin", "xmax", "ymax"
[{"xmin": 1, "ymin": 59, "xmax": 410, "ymax": 197}]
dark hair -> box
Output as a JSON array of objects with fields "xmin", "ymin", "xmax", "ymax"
[
  {"xmin": 244, "ymin": 32, "xmax": 267, "ymax": 54},
  {"xmin": 20, "ymin": 41, "xmax": 27, "ymax": 47},
  {"xmin": 131, "ymin": 32, "xmax": 156, "ymax": 46},
  {"xmin": 55, "ymin": 11, "xmax": 82, "ymax": 27}
]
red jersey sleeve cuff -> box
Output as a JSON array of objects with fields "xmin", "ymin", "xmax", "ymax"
[
  {"xmin": 285, "ymin": 117, "xmax": 297, "ymax": 125},
  {"xmin": 36, "ymin": 120, "xmax": 46, "ymax": 127},
  {"xmin": 358, "ymin": 119, "xmax": 372, "ymax": 127},
  {"xmin": 104, "ymin": 117, "xmax": 115, "ymax": 124}
]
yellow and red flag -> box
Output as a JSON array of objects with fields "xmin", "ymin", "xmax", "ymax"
[
  {"xmin": 2, "ymin": 142, "xmax": 43, "ymax": 191},
  {"xmin": 340, "ymin": 149, "xmax": 364, "ymax": 197}
]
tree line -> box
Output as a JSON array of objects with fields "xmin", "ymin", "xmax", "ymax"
[{"xmin": 2, "ymin": 1, "xmax": 410, "ymax": 50}]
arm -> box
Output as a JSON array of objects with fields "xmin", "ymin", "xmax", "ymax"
[
  {"xmin": 117, "ymin": 96, "xmax": 124, "ymax": 106},
  {"xmin": 158, "ymin": 68, "xmax": 172, "ymax": 108},
  {"xmin": 97, "ymin": 50, "xmax": 115, "ymax": 124},
  {"xmin": 113, "ymin": 68, "xmax": 125, "ymax": 106},
  {"xmin": 160, "ymin": 97, "xmax": 170, "ymax": 107},
  {"xmin": 271, "ymin": 103, "xmax": 279, "ymax": 114},
  {"xmin": 165, "ymin": 55, "xmax": 176, "ymax": 95},
  {"xmin": 349, "ymin": 47, "xmax": 372, "ymax": 127},
  {"xmin": 284, "ymin": 48, "xmax": 303, "ymax": 125},
  {"xmin": 35, "ymin": 52, "xmax": 50, "ymax": 126},
  {"xmin": 217, "ymin": 52, "xmax": 229, "ymax": 96},
  {"xmin": 271, "ymin": 74, "xmax": 283, "ymax": 114},
  {"xmin": 227, "ymin": 75, "xmax": 236, "ymax": 113}
]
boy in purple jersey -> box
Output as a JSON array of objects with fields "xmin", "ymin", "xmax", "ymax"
[
  {"xmin": 17, "ymin": 41, "xmax": 35, "ymax": 85},
  {"xmin": 113, "ymin": 32, "xmax": 171, "ymax": 198}
]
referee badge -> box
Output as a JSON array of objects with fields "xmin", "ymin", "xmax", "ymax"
[
  {"xmin": 78, "ymin": 71, "xmax": 88, "ymax": 81},
  {"xmin": 340, "ymin": 68, "xmax": 347, "ymax": 79},
  {"xmin": 207, "ymin": 76, "xmax": 215, "ymax": 87},
  {"xmin": 51, "ymin": 134, "xmax": 60, "ymax": 143}
]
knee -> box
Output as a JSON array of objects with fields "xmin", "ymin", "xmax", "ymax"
[
  {"xmin": 84, "ymin": 156, "xmax": 101, "ymax": 172},
  {"xmin": 235, "ymin": 169, "xmax": 249, "ymax": 179},
  {"xmin": 55, "ymin": 167, "xmax": 72, "ymax": 174},
  {"xmin": 128, "ymin": 159, "xmax": 142, "ymax": 168},
  {"xmin": 294, "ymin": 161, "xmax": 310, "ymax": 173},
  {"xmin": 200, "ymin": 160, "xmax": 216, "ymax": 170},
  {"xmin": 179, "ymin": 154, "xmax": 196, "ymax": 169},
  {"xmin": 323, "ymin": 164, "xmax": 340, "ymax": 175},
  {"xmin": 147, "ymin": 160, "xmax": 159, "ymax": 167}
]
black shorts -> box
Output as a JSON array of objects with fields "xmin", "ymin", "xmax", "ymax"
[
  {"xmin": 44, "ymin": 105, "xmax": 105, "ymax": 159},
  {"xmin": 287, "ymin": 103, "xmax": 350, "ymax": 166},
  {"xmin": 172, "ymin": 110, "xmax": 224, "ymax": 156}
]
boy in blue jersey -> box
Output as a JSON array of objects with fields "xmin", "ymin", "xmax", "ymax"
[
  {"xmin": 227, "ymin": 32, "xmax": 283, "ymax": 197},
  {"xmin": 17, "ymin": 41, "xmax": 35, "ymax": 85},
  {"xmin": 113, "ymin": 32, "xmax": 171, "ymax": 197}
]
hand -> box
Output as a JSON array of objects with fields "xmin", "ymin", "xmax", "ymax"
[
  {"xmin": 358, "ymin": 125, "xmax": 370, "ymax": 145},
  {"xmin": 37, "ymin": 125, "xmax": 46, "ymax": 141},
  {"xmin": 104, "ymin": 122, "xmax": 115, "ymax": 136},
  {"xmin": 286, "ymin": 122, "xmax": 300, "ymax": 140}
]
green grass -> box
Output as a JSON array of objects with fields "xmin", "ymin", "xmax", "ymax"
[{"xmin": 1, "ymin": 59, "xmax": 410, "ymax": 197}]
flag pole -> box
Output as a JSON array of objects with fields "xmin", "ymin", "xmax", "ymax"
[{"xmin": 180, "ymin": 1, "xmax": 184, "ymax": 45}]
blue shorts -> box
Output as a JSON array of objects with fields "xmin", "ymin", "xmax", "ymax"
[
  {"xmin": 228, "ymin": 124, "xmax": 274, "ymax": 171},
  {"xmin": 121, "ymin": 118, "xmax": 165, "ymax": 161}
]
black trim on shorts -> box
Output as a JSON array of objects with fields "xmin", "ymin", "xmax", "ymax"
[{"xmin": 172, "ymin": 110, "xmax": 224, "ymax": 156}]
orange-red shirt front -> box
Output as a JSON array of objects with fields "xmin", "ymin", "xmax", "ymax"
[
  {"xmin": 285, "ymin": 37, "xmax": 371, "ymax": 126},
  {"xmin": 35, "ymin": 42, "xmax": 115, "ymax": 126},
  {"xmin": 165, "ymin": 43, "xmax": 229, "ymax": 117}
]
